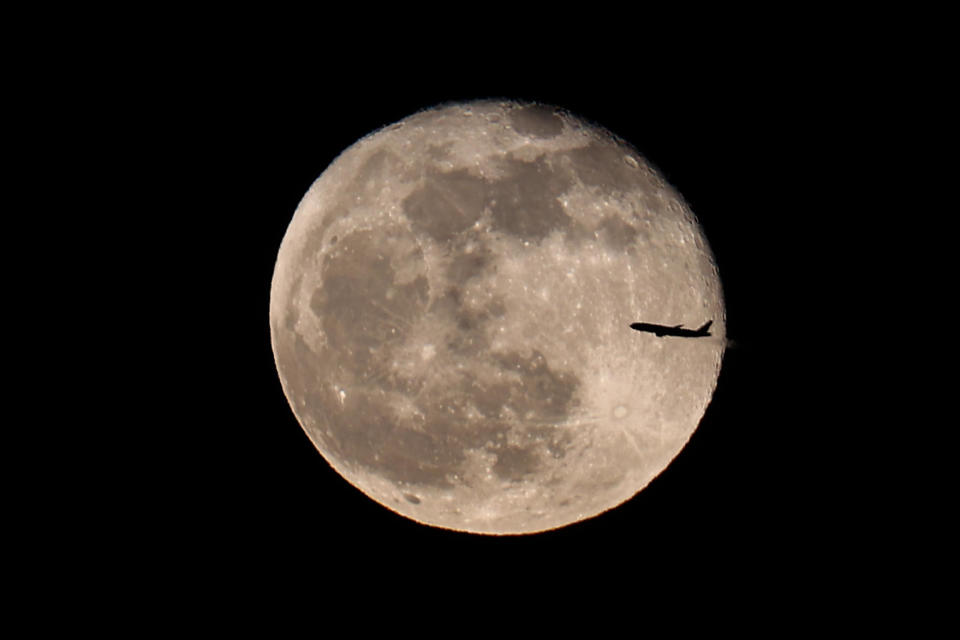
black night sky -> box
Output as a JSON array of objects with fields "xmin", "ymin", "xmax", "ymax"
[{"xmin": 11, "ymin": 7, "xmax": 928, "ymax": 622}]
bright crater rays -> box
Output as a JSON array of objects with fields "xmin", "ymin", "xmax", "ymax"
[{"xmin": 270, "ymin": 101, "xmax": 725, "ymax": 534}]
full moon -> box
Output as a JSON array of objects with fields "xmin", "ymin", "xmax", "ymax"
[{"xmin": 270, "ymin": 101, "xmax": 725, "ymax": 534}]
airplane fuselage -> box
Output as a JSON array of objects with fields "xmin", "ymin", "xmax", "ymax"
[{"xmin": 629, "ymin": 321, "xmax": 713, "ymax": 338}]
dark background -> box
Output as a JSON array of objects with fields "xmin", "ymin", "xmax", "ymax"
[
  {"xmin": 13, "ymin": 13, "xmax": 931, "ymax": 622},
  {"xmin": 141, "ymin": 50, "xmax": 867, "ymax": 595}
]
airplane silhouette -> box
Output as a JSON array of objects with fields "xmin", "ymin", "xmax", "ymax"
[{"xmin": 630, "ymin": 320, "xmax": 713, "ymax": 338}]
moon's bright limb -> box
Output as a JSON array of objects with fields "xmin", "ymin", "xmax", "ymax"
[{"xmin": 270, "ymin": 101, "xmax": 725, "ymax": 535}]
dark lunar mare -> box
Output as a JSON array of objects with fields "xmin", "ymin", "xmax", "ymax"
[{"xmin": 279, "ymin": 221, "xmax": 586, "ymax": 492}]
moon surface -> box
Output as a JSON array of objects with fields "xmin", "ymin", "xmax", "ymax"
[{"xmin": 270, "ymin": 101, "xmax": 725, "ymax": 534}]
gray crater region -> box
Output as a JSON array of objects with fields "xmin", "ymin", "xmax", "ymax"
[{"xmin": 270, "ymin": 101, "xmax": 725, "ymax": 534}]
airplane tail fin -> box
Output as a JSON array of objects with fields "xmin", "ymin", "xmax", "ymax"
[{"xmin": 697, "ymin": 320, "xmax": 713, "ymax": 333}]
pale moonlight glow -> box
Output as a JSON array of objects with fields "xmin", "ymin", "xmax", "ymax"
[{"xmin": 270, "ymin": 101, "xmax": 725, "ymax": 534}]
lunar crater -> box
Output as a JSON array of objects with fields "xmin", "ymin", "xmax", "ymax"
[{"xmin": 507, "ymin": 104, "xmax": 565, "ymax": 139}]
